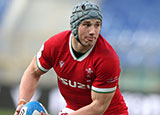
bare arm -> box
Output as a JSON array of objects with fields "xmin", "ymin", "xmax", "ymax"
[
  {"xmin": 69, "ymin": 90, "xmax": 115, "ymax": 115},
  {"xmin": 19, "ymin": 56, "xmax": 45, "ymax": 102}
]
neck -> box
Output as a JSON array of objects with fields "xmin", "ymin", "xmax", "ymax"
[{"xmin": 72, "ymin": 35, "xmax": 91, "ymax": 53}]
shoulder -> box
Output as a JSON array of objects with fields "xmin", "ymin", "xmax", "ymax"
[
  {"xmin": 46, "ymin": 30, "xmax": 71, "ymax": 44},
  {"xmin": 91, "ymin": 35, "xmax": 121, "ymax": 83},
  {"xmin": 52, "ymin": 30, "xmax": 71, "ymax": 39},
  {"xmin": 92, "ymin": 34, "xmax": 120, "ymax": 75},
  {"xmin": 94, "ymin": 34, "xmax": 120, "ymax": 63},
  {"xmin": 44, "ymin": 30, "xmax": 71, "ymax": 49}
]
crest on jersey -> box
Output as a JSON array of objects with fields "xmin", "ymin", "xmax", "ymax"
[
  {"xmin": 85, "ymin": 67, "xmax": 95, "ymax": 83},
  {"xmin": 85, "ymin": 68, "xmax": 93, "ymax": 78}
]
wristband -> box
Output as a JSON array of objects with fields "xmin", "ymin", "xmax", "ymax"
[{"xmin": 18, "ymin": 99, "xmax": 27, "ymax": 105}]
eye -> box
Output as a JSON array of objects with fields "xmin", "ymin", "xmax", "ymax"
[
  {"xmin": 95, "ymin": 23, "xmax": 101, "ymax": 28},
  {"xmin": 83, "ymin": 23, "xmax": 91, "ymax": 27},
  {"xmin": 95, "ymin": 24, "xmax": 99, "ymax": 27}
]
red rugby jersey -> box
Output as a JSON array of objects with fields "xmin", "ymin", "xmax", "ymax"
[{"xmin": 36, "ymin": 30, "xmax": 128, "ymax": 114}]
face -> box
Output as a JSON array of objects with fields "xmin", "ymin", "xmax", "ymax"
[{"xmin": 78, "ymin": 19, "xmax": 102, "ymax": 48}]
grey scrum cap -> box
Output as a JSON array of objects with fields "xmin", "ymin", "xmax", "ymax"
[{"xmin": 70, "ymin": 1, "xmax": 103, "ymax": 43}]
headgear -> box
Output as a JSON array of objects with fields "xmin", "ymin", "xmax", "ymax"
[{"xmin": 70, "ymin": 1, "xmax": 103, "ymax": 43}]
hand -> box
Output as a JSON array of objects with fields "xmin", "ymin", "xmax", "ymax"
[
  {"xmin": 40, "ymin": 111, "xmax": 68, "ymax": 115},
  {"xmin": 14, "ymin": 104, "xmax": 24, "ymax": 115},
  {"xmin": 14, "ymin": 99, "xmax": 27, "ymax": 115}
]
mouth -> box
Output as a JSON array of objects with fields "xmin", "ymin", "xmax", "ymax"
[{"xmin": 86, "ymin": 37, "xmax": 95, "ymax": 41}]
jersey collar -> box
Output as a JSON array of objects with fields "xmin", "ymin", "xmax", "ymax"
[{"xmin": 69, "ymin": 34, "xmax": 95, "ymax": 61}]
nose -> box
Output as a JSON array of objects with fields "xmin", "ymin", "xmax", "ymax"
[{"xmin": 89, "ymin": 26, "xmax": 96, "ymax": 36}]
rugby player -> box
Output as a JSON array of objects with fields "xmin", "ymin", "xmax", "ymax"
[{"xmin": 15, "ymin": 1, "xmax": 128, "ymax": 115}]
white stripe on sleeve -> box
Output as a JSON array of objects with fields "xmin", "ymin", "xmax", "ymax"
[{"xmin": 91, "ymin": 86, "xmax": 117, "ymax": 93}]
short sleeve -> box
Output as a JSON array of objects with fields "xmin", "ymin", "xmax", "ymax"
[
  {"xmin": 92, "ymin": 58, "xmax": 121, "ymax": 93},
  {"xmin": 36, "ymin": 40, "xmax": 53, "ymax": 72}
]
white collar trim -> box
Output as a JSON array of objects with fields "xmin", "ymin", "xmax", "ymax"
[{"xmin": 69, "ymin": 34, "xmax": 95, "ymax": 61}]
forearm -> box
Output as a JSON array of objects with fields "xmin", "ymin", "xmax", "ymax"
[
  {"xmin": 68, "ymin": 100, "xmax": 109, "ymax": 115},
  {"xmin": 19, "ymin": 68, "xmax": 40, "ymax": 102},
  {"xmin": 15, "ymin": 57, "xmax": 45, "ymax": 115},
  {"xmin": 68, "ymin": 91, "xmax": 114, "ymax": 115},
  {"xmin": 19, "ymin": 56, "xmax": 43, "ymax": 102}
]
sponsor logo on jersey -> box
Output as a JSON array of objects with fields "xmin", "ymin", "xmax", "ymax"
[
  {"xmin": 106, "ymin": 76, "xmax": 118, "ymax": 83},
  {"xmin": 58, "ymin": 76, "xmax": 91, "ymax": 89}
]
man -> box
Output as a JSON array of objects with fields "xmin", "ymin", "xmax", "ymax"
[{"xmin": 14, "ymin": 1, "xmax": 128, "ymax": 115}]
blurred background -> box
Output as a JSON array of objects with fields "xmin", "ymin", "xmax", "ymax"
[{"xmin": 0, "ymin": 0, "xmax": 160, "ymax": 114}]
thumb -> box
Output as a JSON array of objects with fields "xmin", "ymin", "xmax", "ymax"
[{"xmin": 14, "ymin": 104, "xmax": 24, "ymax": 115}]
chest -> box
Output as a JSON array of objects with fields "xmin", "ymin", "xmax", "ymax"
[{"xmin": 53, "ymin": 51, "xmax": 96, "ymax": 87}]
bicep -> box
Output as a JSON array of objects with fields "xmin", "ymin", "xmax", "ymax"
[{"xmin": 27, "ymin": 56, "xmax": 46, "ymax": 77}]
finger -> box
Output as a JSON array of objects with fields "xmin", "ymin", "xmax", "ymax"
[
  {"xmin": 14, "ymin": 110, "xmax": 20, "ymax": 115},
  {"xmin": 41, "ymin": 111, "xmax": 50, "ymax": 115},
  {"xmin": 14, "ymin": 111, "xmax": 18, "ymax": 115},
  {"xmin": 14, "ymin": 104, "xmax": 24, "ymax": 115},
  {"xmin": 41, "ymin": 111, "xmax": 45, "ymax": 115}
]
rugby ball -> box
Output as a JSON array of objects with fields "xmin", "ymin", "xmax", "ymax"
[{"xmin": 19, "ymin": 101, "xmax": 48, "ymax": 115}]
